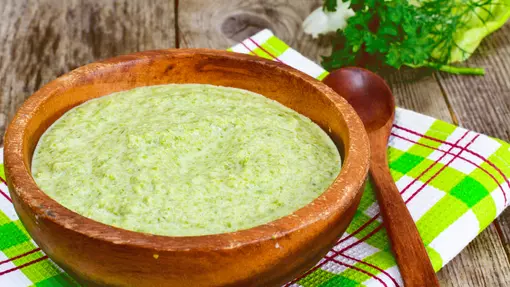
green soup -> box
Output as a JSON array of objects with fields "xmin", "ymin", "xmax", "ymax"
[{"xmin": 32, "ymin": 84, "xmax": 341, "ymax": 236}]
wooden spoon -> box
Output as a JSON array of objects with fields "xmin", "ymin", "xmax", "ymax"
[{"xmin": 324, "ymin": 67, "xmax": 439, "ymax": 287}]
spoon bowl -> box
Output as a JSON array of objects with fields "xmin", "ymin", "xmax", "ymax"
[{"xmin": 324, "ymin": 67, "xmax": 394, "ymax": 132}]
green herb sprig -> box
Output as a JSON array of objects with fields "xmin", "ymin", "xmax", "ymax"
[{"xmin": 322, "ymin": 0, "xmax": 509, "ymax": 75}]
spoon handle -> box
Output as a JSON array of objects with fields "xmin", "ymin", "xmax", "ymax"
[{"xmin": 370, "ymin": 149, "xmax": 440, "ymax": 287}]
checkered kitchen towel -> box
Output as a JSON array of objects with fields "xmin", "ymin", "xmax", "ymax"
[{"xmin": 0, "ymin": 29, "xmax": 509, "ymax": 287}]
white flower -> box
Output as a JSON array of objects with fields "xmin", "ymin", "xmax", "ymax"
[{"xmin": 303, "ymin": 2, "xmax": 355, "ymax": 38}]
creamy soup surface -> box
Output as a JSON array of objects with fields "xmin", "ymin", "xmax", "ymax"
[{"xmin": 32, "ymin": 84, "xmax": 341, "ymax": 236}]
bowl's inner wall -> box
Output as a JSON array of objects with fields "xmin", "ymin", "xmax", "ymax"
[{"xmin": 22, "ymin": 52, "xmax": 349, "ymax": 173}]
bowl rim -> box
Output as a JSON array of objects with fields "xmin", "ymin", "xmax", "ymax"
[{"xmin": 4, "ymin": 49, "xmax": 370, "ymax": 252}]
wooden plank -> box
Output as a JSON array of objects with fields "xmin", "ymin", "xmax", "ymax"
[
  {"xmin": 178, "ymin": 0, "xmax": 332, "ymax": 62},
  {"xmin": 499, "ymin": 216, "xmax": 510, "ymax": 263},
  {"xmin": 386, "ymin": 69, "xmax": 453, "ymax": 122},
  {"xmin": 436, "ymin": 20, "xmax": 510, "ymax": 278},
  {"xmin": 0, "ymin": 0, "xmax": 176, "ymax": 144},
  {"xmin": 178, "ymin": 0, "xmax": 510, "ymax": 285},
  {"xmin": 437, "ymin": 224, "xmax": 510, "ymax": 286}
]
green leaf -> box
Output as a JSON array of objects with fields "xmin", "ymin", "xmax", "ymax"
[
  {"xmin": 320, "ymin": 0, "xmax": 510, "ymax": 75},
  {"xmin": 379, "ymin": 24, "xmax": 398, "ymax": 37},
  {"xmin": 388, "ymin": 5, "xmax": 404, "ymax": 23},
  {"xmin": 386, "ymin": 45, "xmax": 404, "ymax": 68},
  {"xmin": 439, "ymin": 0, "xmax": 510, "ymax": 63},
  {"xmin": 323, "ymin": 0, "xmax": 338, "ymax": 12}
]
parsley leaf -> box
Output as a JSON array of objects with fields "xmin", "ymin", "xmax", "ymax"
[{"xmin": 321, "ymin": 0, "xmax": 510, "ymax": 75}]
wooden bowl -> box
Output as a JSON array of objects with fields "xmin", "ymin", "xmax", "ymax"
[{"xmin": 4, "ymin": 49, "xmax": 370, "ymax": 287}]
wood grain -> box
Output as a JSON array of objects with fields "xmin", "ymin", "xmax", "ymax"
[
  {"xmin": 436, "ymin": 21, "xmax": 510, "ymax": 285},
  {"xmin": 0, "ymin": 0, "xmax": 176, "ymax": 144},
  {"xmin": 178, "ymin": 0, "xmax": 332, "ymax": 63},
  {"xmin": 437, "ymin": 224, "xmax": 510, "ymax": 287},
  {"xmin": 386, "ymin": 69, "xmax": 454, "ymax": 123}
]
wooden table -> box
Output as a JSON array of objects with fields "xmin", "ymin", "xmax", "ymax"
[{"xmin": 1, "ymin": 1, "xmax": 509, "ymax": 286}]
